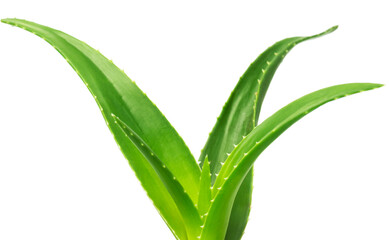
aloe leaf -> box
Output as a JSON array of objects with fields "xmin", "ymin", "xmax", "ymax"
[
  {"xmin": 199, "ymin": 26, "xmax": 338, "ymax": 239},
  {"xmin": 1, "ymin": 18, "xmax": 201, "ymax": 240},
  {"xmin": 197, "ymin": 156, "xmax": 211, "ymax": 220},
  {"xmin": 200, "ymin": 83, "xmax": 382, "ymax": 240},
  {"xmin": 112, "ymin": 115, "xmax": 202, "ymax": 239}
]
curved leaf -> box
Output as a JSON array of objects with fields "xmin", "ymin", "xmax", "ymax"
[
  {"xmin": 199, "ymin": 26, "xmax": 338, "ymax": 239},
  {"xmin": 201, "ymin": 83, "xmax": 383, "ymax": 240},
  {"xmin": 113, "ymin": 115, "xmax": 202, "ymax": 239},
  {"xmin": 2, "ymin": 18, "xmax": 201, "ymax": 240}
]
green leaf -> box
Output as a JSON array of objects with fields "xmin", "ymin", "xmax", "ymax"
[
  {"xmin": 112, "ymin": 115, "xmax": 202, "ymax": 239},
  {"xmin": 201, "ymin": 83, "xmax": 383, "ymax": 240},
  {"xmin": 197, "ymin": 156, "xmax": 212, "ymax": 220},
  {"xmin": 198, "ymin": 26, "xmax": 338, "ymax": 239},
  {"xmin": 2, "ymin": 18, "xmax": 201, "ymax": 240}
]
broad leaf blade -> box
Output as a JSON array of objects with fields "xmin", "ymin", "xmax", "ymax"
[
  {"xmin": 113, "ymin": 115, "xmax": 202, "ymax": 238},
  {"xmin": 201, "ymin": 83, "xmax": 382, "ymax": 240},
  {"xmin": 199, "ymin": 26, "xmax": 338, "ymax": 239},
  {"xmin": 2, "ymin": 18, "xmax": 201, "ymax": 240}
]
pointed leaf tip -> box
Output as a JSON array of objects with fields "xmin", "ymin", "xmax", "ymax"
[
  {"xmin": 327, "ymin": 25, "xmax": 339, "ymax": 33},
  {"xmin": 202, "ymin": 82, "xmax": 382, "ymax": 240},
  {"xmin": 308, "ymin": 25, "xmax": 339, "ymax": 39},
  {"xmin": 2, "ymin": 18, "xmax": 202, "ymax": 239},
  {"xmin": 199, "ymin": 24, "xmax": 344, "ymax": 240},
  {"xmin": 360, "ymin": 83, "xmax": 384, "ymax": 90}
]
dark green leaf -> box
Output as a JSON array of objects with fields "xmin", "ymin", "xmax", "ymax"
[{"xmin": 199, "ymin": 26, "xmax": 338, "ymax": 239}]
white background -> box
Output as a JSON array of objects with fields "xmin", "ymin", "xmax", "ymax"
[{"xmin": 0, "ymin": 1, "xmax": 388, "ymax": 239}]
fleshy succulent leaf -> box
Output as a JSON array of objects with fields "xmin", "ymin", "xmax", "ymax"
[
  {"xmin": 199, "ymin": 26, "xmax": 338, "ymax": 239},
  {"xmin": 3, "ymin": 19, "xmax": 383, "ymax": 240},
  {"xmin": 201, "ymin": 83, "xmax": 382, "ymax": 240},
  {"xmin": 1, "ymin": 18, "xmax": 201, "ymax": 240},
  {"xmin": 199, "ymin": 25, "xmax": 339, "ymax": 176},
  {"xmin": 113, "ymin": 115, "xmax": 202, "ymax": 239},
  {"xmin": 197, "ymin": 156, "xmax": 212, "ymax": 220}
]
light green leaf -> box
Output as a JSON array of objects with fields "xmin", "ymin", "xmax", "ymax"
[
  {"xmin": 199, "ymin": 26, "xmax": 338, "ymax": 239},
  {"xmin": 1, "ymin": 18, "xmax": 201, "ymax": 240},
  {"xmin": 201, "ymin": 83, "xmax": 383, "ymax": 240},
  {"xmin": 197, "ymin": 156, "xmax": 211, "ymax": 220},
  {"xmin": 112, "ymin": 115, "xmax": 202, "ymax": 239}
]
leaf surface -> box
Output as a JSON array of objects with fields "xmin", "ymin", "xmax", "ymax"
[
  {"xmin": 2, "ymin": 18, "xmax": 201, "ymax": 240},
  {"xmin": 201, "ymin": 83, "xmax": 382, "ymax": 240},
  {"xmin": 198, "ymin": 26, "xmax": 338, "ymax": 239},
  {"xmin": 197, "ymin": 156, "xmax": 211, "ymax": 220},
  {"xmin": 113, "ymin": 115, "xmax": 202, "ymax": 238}
]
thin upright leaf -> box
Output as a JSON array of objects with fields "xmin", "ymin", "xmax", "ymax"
[
  {"xmin": 198, "ymin": 26, "xmax": 338, "ymax": 239},
  {"xmin": 197, "ymin": 156, "xmax": 212, "ymax": 220}
]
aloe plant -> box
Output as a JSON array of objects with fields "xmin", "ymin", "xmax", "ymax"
[{"xmin": 2, "ymin": 18, "xmax": 382, "ymax": 240}]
